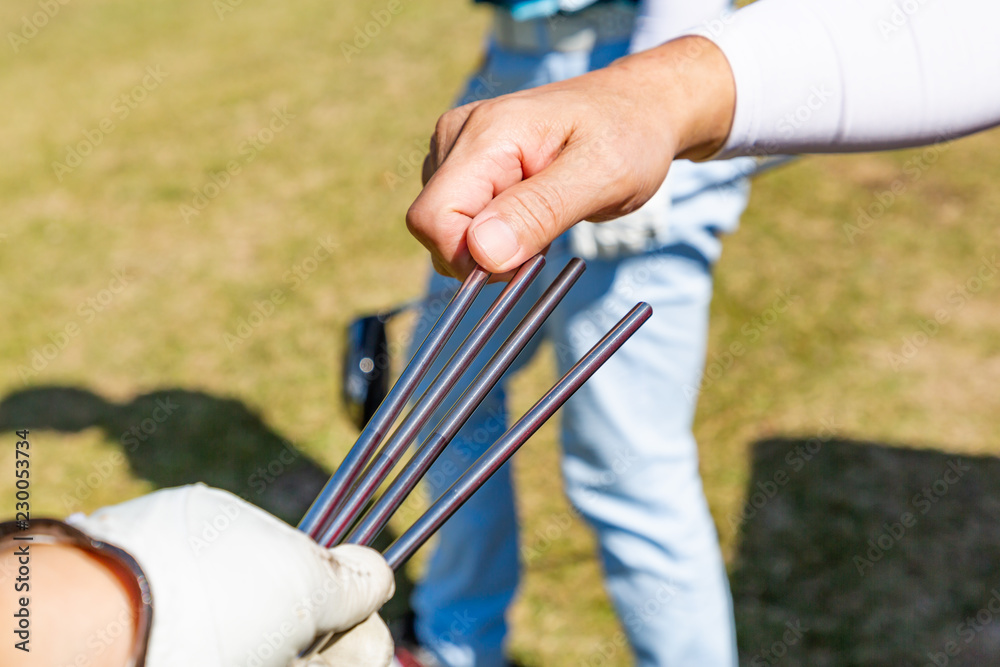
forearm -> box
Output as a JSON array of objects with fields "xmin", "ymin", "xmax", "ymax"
[
  {"xmin": 0, "ymin": 544, "xmax": 136, "ymax": 666},
  {"xmin": 606, "ymin": 36, "xmax": 737, "ymax": 161},
  {"xmin": 690, "ymin": 0, "xmax": 1000, "ymax": 156},
  {"xmin": 408, "ymin": 0, "xmax": 1000, "ymax": 277}
]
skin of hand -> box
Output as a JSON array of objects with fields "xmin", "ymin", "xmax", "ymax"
[
  {"xmin": 0, "ymin": 543, "xmax": 138, "ymax": 666},
  {"xmin": 407, "ymin": 35, "xmax": 737, "ymax": 280}
]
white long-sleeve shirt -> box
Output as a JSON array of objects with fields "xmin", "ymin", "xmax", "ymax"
[
  {"xmin": 688, "ymin": 0, "xmax": 1000, "ymax": 157},
  {"xmin": 630, "ymin": 0, "xmax": 732, "ymax": 53}
]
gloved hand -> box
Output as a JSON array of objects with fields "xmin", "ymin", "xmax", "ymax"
[{"xmin": 68, "ymin": 484, "xmax": 395, "ymax": 667}]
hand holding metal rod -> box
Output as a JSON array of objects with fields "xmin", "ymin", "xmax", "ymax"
[
  {"xmin": 343, "ymin": 258, "xmax": 586, "ymax": 547},
  {"xmin": 296, "ymin": 256, "xmax": 652, "ymax": 659}
]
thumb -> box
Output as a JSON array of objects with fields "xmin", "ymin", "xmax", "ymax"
[
  {"xmin": 308, "ymin": 544, "xmax": 396, "ymax": 635},
  {"xmin": 465, "ymin": 156, "xmax": 600, "ymax": 273},
  {"xmin": 293, "ymin": 614, "xmax": 394, "ymax": 667}
]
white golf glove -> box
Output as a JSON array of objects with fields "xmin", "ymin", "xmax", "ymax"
[{"xmin": 68, "ymin": 484, "xmax": 395, "ymax": 667}]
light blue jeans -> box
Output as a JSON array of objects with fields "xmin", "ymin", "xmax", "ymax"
[{"xmin": 408, "ymin": 28, "xmax": 751, "ymax": 667}]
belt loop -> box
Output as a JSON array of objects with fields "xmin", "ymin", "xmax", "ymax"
[
  {"xmin": 492, "ymin": 2, "xmax": 636, "ymax": 55},
  {"xmin": 535, "ymin": 15, "xmax": 550, "ymax": 52},
  {"xmin": 493, "ymin": 8, "xmax": 511, "ymax": 49}
]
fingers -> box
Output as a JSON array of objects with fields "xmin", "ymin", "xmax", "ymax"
[
  {"xmin": 293, "ymin": 615, "xmax": 394, "ymax": 667},
  {"xmin": 407, "ymin": 121, "xmax": 532, "ymax": 279},
  {"xmin": 405, "ymin": 37, "xmax": 731, "ymax": 279},
  {"xmin": 412, "ymin": 102, "xmax": 500, "ymax": 278},
  {"xmin": 409, "ymin": 85, "xmax": 649, "ymax": 277},
  {"xmin": 423, "ymin": 100, "xmax": 484, "ymax": 185},
  {"xmin": 409, "ymin": 100, "xmax": 571, "ymax": 278},
  {"xmin": 464, "ymin": 152, "xmax": 601, "ymax": 273},
  {"xmin": 310, "ymin": 545, "xmax": 396, "ymax": 635}
]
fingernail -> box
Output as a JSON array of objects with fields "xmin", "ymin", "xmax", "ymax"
[{"xmin": 472, "ymin": 216, "xmax": 519, "ymax": 266}]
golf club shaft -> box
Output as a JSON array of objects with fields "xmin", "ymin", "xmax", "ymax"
[
  {"xmin": 382, "ymin": 301, "xmax": 653, "ymax": 570},
  {"xmin": 315, "ymin": 256, "xmax": 546, "ymax": 546},
  {"xmin": 297, "ymin": 266, "xmax": 490, "ymax": 538},
  {"xmin": 345, "ymin": 258, "xmax": 586, "ymax": 547}
]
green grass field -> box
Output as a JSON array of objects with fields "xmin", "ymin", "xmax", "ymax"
[{"xmin": 2, "ymin": 0, "xmax": 999, "ymax": 664}]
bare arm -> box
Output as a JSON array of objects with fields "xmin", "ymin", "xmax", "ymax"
[
  {"xmin": 0, "ymin": 544, "xmax": 137, "ymax": 667},
  {"xmin": 408, "ymin": 0, "xmax": 1000, "ymax": 279},
  {"xmin": 408, "ymin": 36, "xmax": 735, "ymax": 279}
]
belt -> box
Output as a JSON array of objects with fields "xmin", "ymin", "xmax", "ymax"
[{"xmin": 492, "ymin": 2, "xmax": 637, "ymax": 54}]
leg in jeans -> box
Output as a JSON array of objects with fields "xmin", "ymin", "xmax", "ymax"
[{"xmin": 548, "ymin": 245, "xmax": 737, "ymax": 666}]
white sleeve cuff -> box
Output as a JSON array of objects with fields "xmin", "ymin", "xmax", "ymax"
[{"xmin": 687, "ymin": 0, "xmax": 1000, "ymax": 158}]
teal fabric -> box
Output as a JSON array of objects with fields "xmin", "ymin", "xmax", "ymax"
[{"xmin": 475, "ymin": 0, "xmax": 638, "ymax": 21}]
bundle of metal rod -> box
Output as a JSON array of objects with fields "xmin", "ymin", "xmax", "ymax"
[
  {"xmin": 340, "ymin": 258, "xmax": 586, "ymax": 547},
  {"xmin": 297, "ymin": 290, "xmax": 650, "ymax": 659},
  {"xmin": 312, "ymin": 256, "xmax": 548, "ymax": 545},
  {"xmin": 299, "ymin": 255, "xmax": 652, "ymax": 553},
  {"xmin": 297, "ymin": 264, "xmax": 492, "ymax": 538}
]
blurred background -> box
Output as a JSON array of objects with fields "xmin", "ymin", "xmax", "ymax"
[{"xmin": 1, "ymin": 0, "xmax": 999, "ymax": 664}]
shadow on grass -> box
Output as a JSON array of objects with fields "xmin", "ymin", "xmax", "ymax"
[
  {"xmin": 732, "ymin": 437, "xmax": 1000, "ymax": 667},
  {"xmin": 0, "ymin": 384, "xmax": 412, "ymax": 619}
]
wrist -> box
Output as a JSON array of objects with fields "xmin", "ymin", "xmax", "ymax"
[
  {"xmin": 610, "ymin": 36, "xmax": 737, "ymax": 161},
  {"xmin": 0, "ymin": 519, "xmax": 152, "ymax": 666}
]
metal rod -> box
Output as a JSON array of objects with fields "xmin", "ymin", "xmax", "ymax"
[
  {"xmin": 345, "ymin": 258, "xmax": 586, "ymax": 546},
  {"xmin": 315, "ymin": 256, "xmax": 546, "ymax": 546},
  {"xmin": 382, "ymin": 302, "xmax": 652, "ymax": 570},
  {"xmin": 297, "ymin": 266, "xmax": 490, "ymax": 538}
]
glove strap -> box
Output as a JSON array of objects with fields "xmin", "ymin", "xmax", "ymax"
[{"xmin": 0, "ymin": 518, "xmax": 153, "ymax": 666}]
